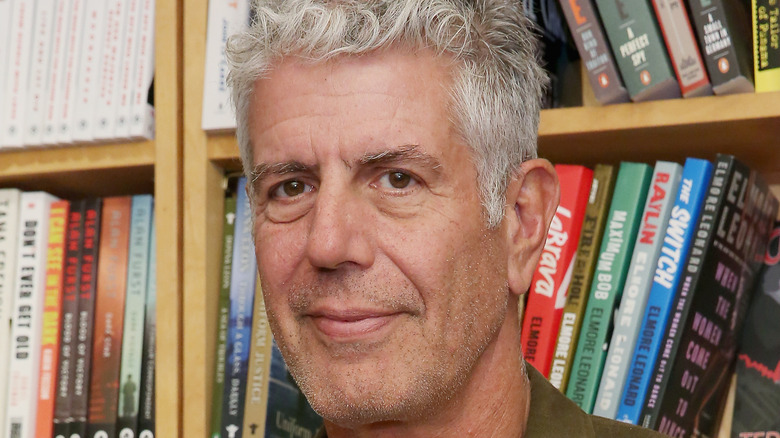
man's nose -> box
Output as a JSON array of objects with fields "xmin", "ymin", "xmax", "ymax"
[{"xmin": 304, "ymin": 186, "xmax": 374, "ymax": 270}]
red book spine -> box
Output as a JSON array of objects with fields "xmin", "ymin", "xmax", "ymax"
[
  {"xmin": 521, "ymin": 165, "xmax": 593, "ymax": 377},
  {"xmin": 87, "ymin": 197, "xmax": 132, "ymax": 438},
  {"xmin": 35, "ymin": 200, "xmax": 70, "ymax": 438}
]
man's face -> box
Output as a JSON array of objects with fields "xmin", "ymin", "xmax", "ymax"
[{"xmin": 247, "ymin": 50, "xmax": 512, "ymax": 427}]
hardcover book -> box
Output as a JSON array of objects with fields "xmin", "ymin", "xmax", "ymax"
[
  {"xmin": 53, "ymin": 200, "xmax": 87, "ymax": 438},
  {"xmin": 687, "ymin": 0, "xmax": 755, "ymax": 95},
  {"xmin": 593, "ymin": 161, "xmax": 682, "ymax": 419},
  {"xmin": 751, "ymin": 0, "xmax": 780, "ymax": 92},
  {"xmin": 730, "ymin": 221, "xmax": 780, "ymax": 437},
  {"xmin": 220, "ymin": 177, "xmax": 258, "ymax": 438},
  {"xmin": 87, "ymin": 196, "xmax": 132, "ymax": 438},
  {"xmin": 651, "ymin": 0, "xmax": 712, "ymax": 97},
  {"xmin": 566, "ymin": 162, "xmax": 652, "ymax": 413},
  {"xmin": 93, "ymin": 0, "xmax": 127, "ymax": 141},
  {"xmin": 3, "ymin": 192, "xmax": 59, "ymax": 438},
  {"xmin": 615, "ymin": 158, "xmax": 713, "ymax": 425},
  {"xmin": 522, "ymin": 164, "xmax": 593, "ymax": 378},
  {"xmin": 129, "ymin": 0, "xmax": 156, "ymax": 139},
  {"xmin": 558, "ymin": 0, "xmax": 631, "ymax": 105},
  {"xmin": 242, "ymin": 282, "xmax": 273, "ymax": 437},
  {"xmin": 211, "ymin": 192, "xmax": 238, "ymax": 438},
  {"xmin": 594, "ymin": 0, "xmax": 681, "ymax": 101},
  {"xmin": 118, "ymin": 195, "xmax": 155, "ymax": 438},
  {"xmin": 2, "ymin": 0, "xmax": 36, "ymax": 148},
  {"xmin": 0, "ymin": 188, "xmax": 21, "ymax": 434},
  {"xmin": 70, "ymin": 198, "xmax": 102, "ymax": 438},
  {"xmin": 42, "ymin": 0, "xmax": 73, "ymax": 145},
  {"xmin": 24, "ymin": 0, "xmax": 56, "ymax": 146},
  {"xmin": 73, "ymin": 0, "xmax": 108, "ymax": 143},
  {"xmin": 550, "ymin": 164, "xmax": 617, "ymax": 392},
  {"xmin": 35, "ymin": 201, "xmax": 70, "ymax": 438},
  {"xmin": 0, "ymin": 0, "xmax": 11, "ymax": 146},
  {"xmin": 58, "ymin": 0, "xmax": 87, "ymax": 144},
  {"xmin": 654, "ymin": 157, "xmax": 778, "ymax": 438},
  {"xmin": 115, "ymin": 0, "xmax": 143, "ymax": 139}
]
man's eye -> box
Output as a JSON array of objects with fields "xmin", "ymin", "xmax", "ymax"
[
  {"xmin": 379, "ymin": 171, "xmax": 416, "ymax": 190},
  {"xmin": 271, "ymin": 180, "xmax": 313, "ymax": 198}
]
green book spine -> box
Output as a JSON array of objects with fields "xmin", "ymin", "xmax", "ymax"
[
  {"xmin": 210, "ymin": 193, "xmax": 238, "ymax": 438},
  {"xmin": 565, "ymin": 162, "xmax": 653, "ymax": 412},
  {"xmin": 594, "ymin": 0, "xmax": 681, "ymax": 101},
  {"xmin": 549, "ymin": 164, "xmax": 617, "ymax": 392}
]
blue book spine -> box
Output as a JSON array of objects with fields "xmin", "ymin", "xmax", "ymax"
[
  {"xmin": 265, "ymin": 340, "xmax": 322, "ymax": 437},
  {"xmin": 220, "ymin": 177, "xmax": 258, "ymax": 438},
  {"xmin": 615, "ymin": 158, "xmax": 713, "ymax": 424}
]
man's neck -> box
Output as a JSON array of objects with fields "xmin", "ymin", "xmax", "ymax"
[{"xmin": 323, "ymin": 311, "xmax": 531, "ymax": 438}]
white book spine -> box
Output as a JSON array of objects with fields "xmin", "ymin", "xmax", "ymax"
[
  {"xmin": 24, "ymin": 0, "xmax": 57, "ymax": 147},
  {"xmin": 0, "ymin": 188, "xmax": 22, "ymax": 436},
  {"xmin": 115, "ymin": 0, "xmax": 142, "ymax": 140},
  {"xmin": 93, "ymin": 0, "xmax": 129, "ymax": 141},
  {"xmin": 72, "ymin": 0, "xmax": 107, "ymax": 144},
  {"xmin": 0, "ymin": 0, "xmax": 14, "ymax": 147},
  {"xmin": 3, "ymin": 192, "xmax": 58, "ymax": 438},
  {"xmin": 201, "ymin": 0, "xmax": 250, "ymax": 132},
  {"xmin": 58, "ymin": 0, "xmax": 87, "ymax": 145},
  {"xmin": 129, "ymin": 0, "xmax": 155, "ymax": 140},
  {"xmin": 2, "ymin": 0, "xmax": 37, "ymax": 148},
  {"xmin": 43, "ymin": 0, "xmax": 73, "ymax": 146}
]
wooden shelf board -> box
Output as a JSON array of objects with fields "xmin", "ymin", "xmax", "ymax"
[
  {"xmin": 0, "ymin": 141, "xmax": 156, "ymax": 197},
  {"xmin": 206, "ymin": 132, "xmax": 243, "ymax": 171}
]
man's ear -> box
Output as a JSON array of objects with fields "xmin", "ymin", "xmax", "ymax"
[{"xmin": 505, "ymin": 159, "xmax": 560, "ymax": 296}]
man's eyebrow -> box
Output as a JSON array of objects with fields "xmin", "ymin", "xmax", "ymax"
[
  {"xmin": 250, "ymin": 161, "xmax": 313, "ymax": 185},
  {"xmin": 358, "ymin": 145, "xmax": 443, "ymax": 172}
]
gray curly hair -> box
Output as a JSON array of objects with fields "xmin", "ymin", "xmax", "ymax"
[{"xmin": 227, "ymin": 0, "xmax": 547, "ymax": 227}]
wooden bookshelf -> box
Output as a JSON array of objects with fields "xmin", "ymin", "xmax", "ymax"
[
  {"xmin": 0, "ymin": 0, "xmax": 183, "ymax": 435},
  {"xmin": 182, "ymin": 1, "xmax": 780, "ymax": 437}
]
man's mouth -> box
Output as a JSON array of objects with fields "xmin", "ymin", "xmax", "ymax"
[{"xmin": 307, "ymin": 309, "xmax": 401, "ymax": 341}]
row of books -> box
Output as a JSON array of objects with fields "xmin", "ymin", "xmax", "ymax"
[
  {"xmin": 210, "ymin": 177, "xmax": 322, "ymax": 438},
  {"xmin": 0, "ymin": 0, "xmax": 156, "ymax": 150},
  {"xmin": 520, "ymin": 155, "xmax": 779, "ymax": 437},
  {"xmin": 0, "ymin": 192, "xmax": 157, "ymax": 438},
  {"xmin": 562, "ymin": 0, "xmax": 780, "ymax": 105}
]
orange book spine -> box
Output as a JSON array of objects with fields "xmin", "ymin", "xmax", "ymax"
[
  {"xmin": 87, "ymin": 196, "xmax": 132, "ymax": 438},
  {"xmin": 35, "ymin": 200, "xmax": 70, "ymax": 438}
]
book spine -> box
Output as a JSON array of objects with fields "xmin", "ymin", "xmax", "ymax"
[
  {"xmin": 615, "ymin": 158, "xmax": 714, "ymax": 424},
  {"xmin": 24, "ymin": 0, "xmax": 56, "ymax": 146},
  {"xmin": 751, "ymin": 0, "xmax": 780, "ymax": 92},
  {"xmin": 138, "ymin": 220, "xmax": 156, "ymax": 438},
  {"xmin": 2, "ymin": 0, "xmax": 37, "ymax": 148},
  {"xmin": 522, "ymin": 165, "xmax": 593, "ymax": 377},
  {"xmin": 688, "ymin": 0, "xmax": 755, "ymax": 95},
  {"xmin": 87, "ymin": 196, "xmax": 132, "ymax": 438},
  {"xmin": 70, "ymin": 198, "xmax": 102, "ymax": 438},
  {"xmin": 594, "ymin": 0, "xmax": 681, "ymax": 101},
  {"xmin": 210, "ymin": 194, "xmax": 238, "ymax": 438},
  {"xmin": 593, "ymin": 161, "xmax": 682, "ymax": 419},
  {"xmin": 0, "ymin": 188, "xmax": 21, "ymax": 434},
  {"xmin": 3, "ymin": 192, "xmax": 58, "ymax": 438},
  {"xmin": 58, "ymin": 0, "xmax": 87, "ymax": 145},
  {"xmin": 73, "ymin": 0, "xmax": 107, "ymax": 143},
  {"xmin": 42, "ymin": 0, "xmax": 72, "ymax": 145},
  {"xmin": 264, "ymin": 341, "xmax": 322, "ymax": 436},
  {"xmin": 0, "ymin": 0, "xmax": 12, "ymax": 147},
  {"xmin": 115, "ymin": 0, "xmax": 143, "ymax": 139},
  {"xmin": 129, "ymin": 0, "xmax": 155, "ymax": 140},
  {"xmin": 655, "ymin": 159, "xmax": 778, "ymax": 437},
  {"xmin": 94, "ymin": 0, "xmax": 129, "ymax": 141},
  {"xmin": 220, "ymin": 177, "xmax": 258, "ymax": 438},
  {"xmin": 639, "ymin": 157, "xmax": 734, "ymax": 428},
  {"xmin": 117, "ymin": 195, "xmax": 155, "ymax": 438},
  {"xmin": 565, "ymin": 162, "xmax": 653, "ymax": 413},
  {"xmin": 241, "ymin": 281, "xmax": 273, "ymax": 437},
  {"xmin": 557, "ymin": 0, "xmax": 631, "ymax": 105},
  {"xmin": 201, "ymin": 0, "xmax": 250, "ymax": 132},
  {"xmin": 550, "ymin": 164, "xmax": 617, "ymax": 392},
  {"xmin": 35, "ymin": 201, "xmax": 70, "ymax": 438},
  {"xmin": 53, "ymin": 200, "xmax": 86, "ymax": 438},
  {"xmin": 730, "ymin": 221, "xmax": 780, "ymax": 436},
  {"xmin": 651, "ymin": 0, "xmax": 712, "ymax": 97}
]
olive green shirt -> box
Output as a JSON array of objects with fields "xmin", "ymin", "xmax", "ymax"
[{"xmin": 314, "ymin": 363, "xmax": 664, "ymax": 437}]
